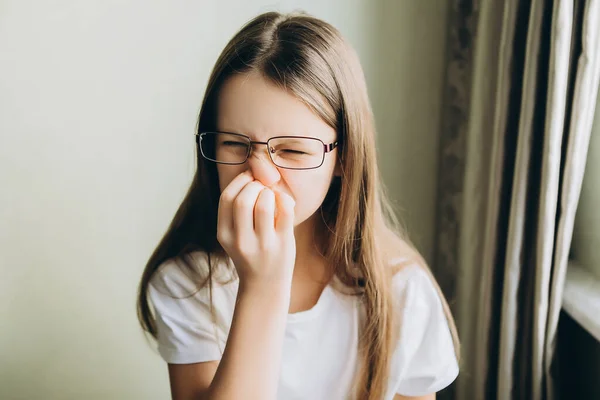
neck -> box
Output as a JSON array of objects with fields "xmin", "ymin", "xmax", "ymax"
[{"xmin": 292, "ymin": 211, "xmax": 331, "ymax": 284}]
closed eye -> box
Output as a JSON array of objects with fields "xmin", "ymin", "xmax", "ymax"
[
  {"xmin": 281, "ymin": 149, "xmax": 307, "ymax": 155},
  {"xmin": 222, "ymin": 141, "xmax": 247, "ymax": 147}
]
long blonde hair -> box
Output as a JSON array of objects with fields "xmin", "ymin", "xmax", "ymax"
[{"xmin": 137, "ymin": 10, "xmax": 459, "ymax": 399}]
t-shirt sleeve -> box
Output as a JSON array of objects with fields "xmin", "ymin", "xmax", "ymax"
[
  {"xmin": 390, "ymin": 264, "xmax": 459, "ymax": 397},
  {"xmin": 147, "ymin": 254, "xmax": 236, "ymax": 364}
]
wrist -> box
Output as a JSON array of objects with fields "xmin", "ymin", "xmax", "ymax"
[{"xmin": 238, "ymin": 279, "xmax": 292, "ymax": 308}]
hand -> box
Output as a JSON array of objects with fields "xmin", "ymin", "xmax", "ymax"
[{"xmin": 216, "ymin": 170, "xmax": 297, "ymax": 287}]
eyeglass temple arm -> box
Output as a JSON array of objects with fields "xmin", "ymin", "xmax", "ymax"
[{"xmin": 324, "ymin": 141, "xmax": 339, "ymax": 153}]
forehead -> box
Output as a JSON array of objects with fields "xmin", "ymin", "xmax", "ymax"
[{"xmin": 216, "ymin": 71, "xmax": 336, "ymax": 142}]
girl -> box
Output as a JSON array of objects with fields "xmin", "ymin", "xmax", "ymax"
[{"xmin": 137, "ymin": 10, "xmax": 459, "ymax": 400}]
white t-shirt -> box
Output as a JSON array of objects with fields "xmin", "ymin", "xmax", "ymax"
[{"xmin": 148, "ymin": 251, "xmax": 459, "ymax": 399}]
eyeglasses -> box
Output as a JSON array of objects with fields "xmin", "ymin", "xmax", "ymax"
[{"xmin": 195, "ymin": 131, "xmax": 339, "ymax": 170}]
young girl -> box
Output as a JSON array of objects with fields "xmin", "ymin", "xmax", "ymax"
[{"xmin": 137, "ymin": 10, "xmax": 459, "ymax": 400}]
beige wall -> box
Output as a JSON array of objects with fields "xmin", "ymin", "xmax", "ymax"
[
  {"xmin": 0, "ymin": 1, "xmax": 449, "ymax": 399},
  {"xmin": 366, "ymin": 2, "xmax": 449, "ymax": 263}
]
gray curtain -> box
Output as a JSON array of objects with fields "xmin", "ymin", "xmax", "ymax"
[{"xmin": 433, "ymin": 0, "xmax": 600, "ymax": 399}]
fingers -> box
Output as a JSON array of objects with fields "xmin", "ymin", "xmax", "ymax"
[
  {"xmin": 217, "ymin": 170, "xmax": 254, "ymax": 232},
  {"xmin": 233, "ymin": 181, "xmax": 266, "ymax": 234},
  {"xmin": 254, "ymin": 188, "xmax": 276, "ymax": 237},
  {"xmin": 217, "ymin": 169, "xmax": 295, "ymax": 251},
  {"xmin": 274, "ymin": 190, "xmax": 296, "ymax": 234}
]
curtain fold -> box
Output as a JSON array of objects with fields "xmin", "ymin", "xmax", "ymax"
[
  {"xmin": 545, "ymin": 1, "xmax": 600, "ymax": 399},
  {"xmin": 434, "ymin": 0, "xmax": 600, "ymax": 399}
]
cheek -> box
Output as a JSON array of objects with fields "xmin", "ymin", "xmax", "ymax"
[
  {"xmin": 285, "ymin": 169, "xmax": 335, "ymax": 215},
  {"xmin": 216, "ymin": 165, "xmax": 245, "ymax": 193}
]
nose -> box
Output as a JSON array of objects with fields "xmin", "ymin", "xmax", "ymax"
[{"xmin": 246, "ymin": 143, "xmax": 281, "ymax": 187}]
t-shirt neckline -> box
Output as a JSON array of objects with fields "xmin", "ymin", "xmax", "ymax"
[{"xmin": 285, "ymin": 283, "xmax": 333, "ymax": 324}]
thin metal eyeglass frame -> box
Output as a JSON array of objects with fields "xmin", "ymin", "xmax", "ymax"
[{"xmin": 195, "ymin": 131, "xmax": 339, "ymax": 170}]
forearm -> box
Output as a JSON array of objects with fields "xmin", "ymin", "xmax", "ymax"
[{"xmin": 206, "ymin": 281, "xmax": 290, "ymax": 400}]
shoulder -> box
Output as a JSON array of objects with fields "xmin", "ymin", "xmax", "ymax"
[
  {"xmin": 150, "ymin": 250, "xmax": 237, "ymax": 297},
  {"xmin": 388, "ymin": 261, "xmax": 459, "ymax": 397},
  {"xmin": 148, "ymin": 251, "xmax": 239, "ymax": 364},
  {"xmin": 389, "ymin": 260, "xmax": 454, "ymax": 344},
  {"xmin": 148, "ymin": 250, "xmax": 239, "ymax": 327},
  {"xmin": 390, "ymin": 261, "xmax": 442, "ymax": 311}
]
